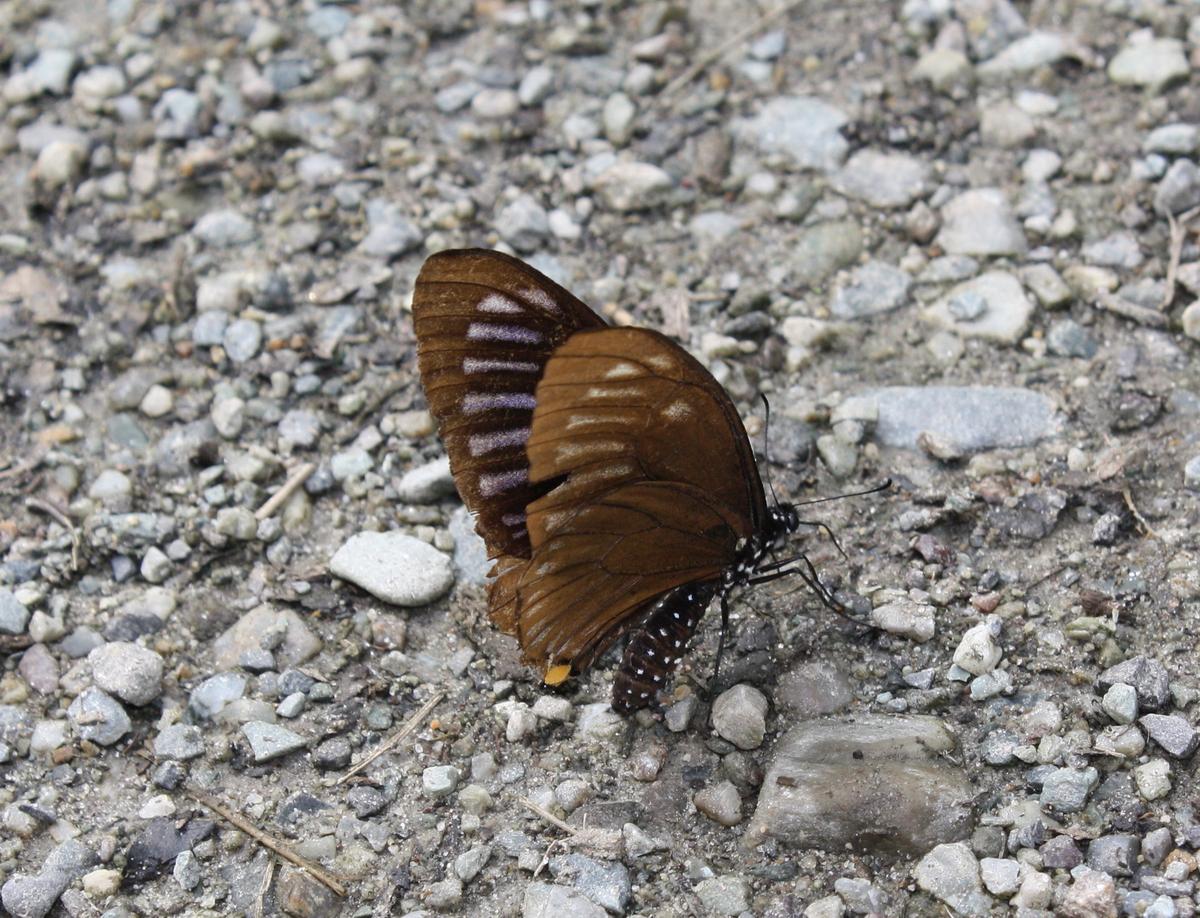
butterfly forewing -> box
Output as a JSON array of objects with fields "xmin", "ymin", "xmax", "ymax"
[{"xmin": 412, "ymin": 250, "xmax": 605, "ymax": 560}]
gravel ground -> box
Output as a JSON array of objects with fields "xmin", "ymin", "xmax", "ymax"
[{"xmin": 2, "ymin": 1, "xmax": 1200, "ymax": 916}]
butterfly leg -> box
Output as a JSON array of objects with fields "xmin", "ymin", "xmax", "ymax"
[{"xmin": 708, "ymin": 590, "xmax": 733, "ymax": 701}]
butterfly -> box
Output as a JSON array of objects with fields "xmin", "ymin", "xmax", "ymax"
[{"xmin": 412, "ymin": 249, "xmax": 834, "ymax": 713}]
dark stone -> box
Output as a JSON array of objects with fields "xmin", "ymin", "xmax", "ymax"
[
  {"xmin": 347, "ymin": 786, "xmax": 387, "ymax": 819},
  {"xmin": 1139, "ymin": 713, "xmax": 1200, "ymax": 758},
  {"xmin": 986, "ymin": 489, "xmax": 1066, "ymax": 542},
  {"xmin": 1097, "ymin": 657, "xmax": 1171, "ymax": 711},
  {"xmin": 103, "ymin": 614, "xmax": 164, "ymax": 642},
  {"xmin": 277, "ymin": 793, "xmax": 332, "ymax": 825},
  {"xmin": 124, "ymin": 817, "xmax": 215, "ymax": 884},
  {"xmin": 1040, "ymin": 834, "xmax": 1083, "ymax": 869},
  {"xmin": 1087, "ymin": 834, "xmax": 1140, "ymax": 876}
]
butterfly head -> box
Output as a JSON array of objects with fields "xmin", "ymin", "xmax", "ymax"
[{"xmin": 768, "ymin": 502, "xmax": 800, "ymax": 547}]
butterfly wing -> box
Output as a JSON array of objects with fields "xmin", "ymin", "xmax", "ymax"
[
  {"xmin": 412, "ymin": 249, "xmax": 605, "ymax": 560},
  {"xmin": 495, "ymin": 327, "xmax": 769, "ymax": 675}
]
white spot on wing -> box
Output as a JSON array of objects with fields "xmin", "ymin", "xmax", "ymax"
[
  {"xmin": 462, "ymin": 393, "xmax": 537, "ymax": 413},
  {"xmin": 463, "ymin": 357, "xmax": 540, "ymax": 374},
  {"xmin": 467, "ymin": 322, "xmax": 542, "ymax": 344},
  {"xmin": 604, "ymin": 362, "xmax": 642, "ymax": 379},
  {"xmin": 468, "ymin": 427, "xmax": 530, "ymax": 456},
  {"xmin": 478, "ymin": 468, "xmax": 529, "ymax": 496},
  {"xmin": 662, "ymin": 399, "xmax": 693, "ymax": 422},
  {"xmin": 477, "ymin": 293, "xmax": 523, "ymax": 314},
  {"xmin": 521, "ymin": 286, "xmax": 560, "ymax": 313}
]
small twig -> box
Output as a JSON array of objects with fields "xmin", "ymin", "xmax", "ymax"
[
  {"xmin": 0, "ymin": 449, "xmax": 47, "ymax": 482},
  {"xmin": 661, "ymin": 0, "xmax": 806, "ymax": 98},
  {"xmin": 335, "ymin": 690, "xmax": 445, "ymax": 785},
  {"xmin": 186, "ymin": 788, "xmax": 347, "ymax": 897},
  {"xmin": 518, "ymin": 795, "xmax": 577, "ymax": 835},
  {"xmin": 1122, "ymin": 486, "xmax": 1160, "ymax": 541},
  {"xmin": 26, "ymin": 496, "xmax": 80, "ymax": 571},
  {"xmin": 256, "ymin": 462, "xmax": 315, "ymax": 521},
  {"xmin": 255, "ymin": 856, "xmax": 276, "ymax": 918},
  {"xmin": 1162, "ymin": 205, "xmax": 1200, "ymax": 310},
  {"xmin": 1094, "ymin": 291, "xmax": 1168, "ymax": 327}
]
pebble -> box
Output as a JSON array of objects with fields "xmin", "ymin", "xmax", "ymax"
[
  {"xmin": 1144, "ymin": 124, "xmax": 1198, "ymax": 155},
  {"xmin": 575, "ymin": 703, "xmax": 625, "ymax": 742},
  {"xmin": 870, "ymin": 598, "xmax": 936, "ymax": 642},
  {"xmin": 449, "ymin": 506, "xmax": 489, "ymax": 586},
  {"xmin": 694, "ymin": 780, "xmax": 743, "ymax": 826},
  {"xmin": 88, "ymin": 641, "xmax": 164, "ymax": 705},
  {"xmin": 912, "ymin": 48, "xmax": 972, "ymax": 90},
  {"xmin": 471, "ymin": 88, "xmax": 519, "ymax": 119},
  {"xmin": 1182, "ymin": 303, "xmax": 1200, "ymax": 343},
  {"xmin": 223, "ymin": 318, "xmax": 262, "ymax": 363},
  {"xmin": 592, "ymin": 161, "xmax": 673, "ymax": 212},
  {"xmin": 1040, "ymin": 766, "xmax": 1098, "ymax": 812},
  {"xmin": 1101, "ymin": 683, "xmax": 1138, "ymax": 724},
  {"xmin": 139, "ymin": 384, "xmax": 173, "ymax": 418},
  {"xmin": 602, "ymin": 93, "xmax": 636, "ymax": 146},
  {"xmin": 1082, "ymin": 231, "xmax": 1143, "ymax": 269},
  {"xmin": 1155, "ymin": 160, "xmax": 1200, "ymax": 215},
  {"xmin": 153, "ymin": 724, "xmax": 204, "ymax": 760},
  {"xmin": 522, "ymin": 882, "xmax": 606, "ymax": 918},
  {"xmin": 279, "ymin": 410, "xmax": 321, "ymax": 448},
  {"xmin": 67, "ymin": 688, "xmax": 130, "ymax": 746},
  {"xmin": 518, "ymin": 66, "xmax": 554, "ymax": 106},
  {"xmin": 140, "ymin": 547, "xmax": 172, "ymax": 583},
  {"xmin": 0, "ymin": 588, "xmax": 30, "ymax": 635},
  {"xmin": 732, "ymin": 96, "xmax": 849, "ymax": 171},
  {"xmin": 775, "ymin": 662, "xmax": 854, "ymax": 718},
  {"xmin": 360, "ymin": 200, "xmax": 421, "ymax": 259},
  {"xmin": 173, "ymin": 850, "xmax": 201, "ymax": 890},
  {"xmin": 397, "ymin": 456, "xmax": 456, "ymax": 503},
  {"xmin": 1060, "ymin": 867, "xmax": 1118, "ymax": 918},
  {"xmin": 189, "ymin": 672, "xmax": 247, "ymax": 718},
  {"xmin": 693, "ymin": 876, "xmax": 750, "ymax": 915},
  {"xmin": 548, "ymin": 853, "xmax": 631, "ymax": 914},
  {"xmin": 422, "ymin": 765, "xmax": 460, "ymax": 797},
  {"xmin": 937, "ymin": 189, "xmax": 1027, "ymax": 257},
  {"xmin": 1, "ymin": 840, "xmax": 97, "ymax": 918},
  {"xmin": 33, "ymin": 140, "xmax": 86, "ymax": 190},
  {"xmin": 711, "ymin": 684, "xmax": 769, "ymax": 750},
  {"xmin": 212, "ymin": 605, "xmax": 321, "ymax": 670},
  {"xmin": 869, "ymin": 385, "xmax": 1058, "ymax": 452},
  {"xmin": 832, "ymin": 150, "xmax": 932, "ymax": 208},
  {"xmin": 745, "ymin": 714, "xmax": 973, "ymax": 853},
  {"xmin": 20, "ymin": 645, "xmax": 59, "ymax": 694},
  {"xmin": 914, "ymin": 842, "xmax": 991, "ymax": 917},
  {"xmin": 211, "ymin": 397, "xmax": 246, "ymax": 439},
  {"xmin": 979, "ymin": 857, "xmax": 1021, "ymax": 897},
  {"xmin": 1012, "ymin": 870, "xmax": 1052, "ymax": 909},
  {"xmin": 1097, "ymin": 656, "xmax": 1171, "ymax": 710},
  {"xmin": 331, "ymin": 447, "xmax": 372, "ymax": 480},
  {"xmin": 193, "ymin": 210, "xmax": 256, "ymax": 247},
  {"xmin": 1107, "ymin": 35, "xmax": 1189, "ymax": 92},
  {"xmin": 924, "ymin": 271, "xmax": 1034, "ymax": 343},
  {"xmin": 531, "ymin": 695, "xmax": 573, "ymax": 723},
  {"xmin": 1139, "ymin": 714, "xmax": 1199, "ymax": 758},
  {"xmin": 242, "ymin": 721, "xmax": 306, "ymax": 762},
  {"xmin": 829, "ymin": 260, "xmax": 911, "ymax": 319},
  {"xmin": 454, "ymin": 845, "xmax": 492, "ymax": 883},
  {"xmin": 1088, "ymin": 834, "xmax": 1140, "ymax": 876},
  {"xmin": 192, "ymin": 310, "xmax": 229, "ymax": 346},
  {"xmin": 952, "ymin": 618, "xmax": 1002, "ymax": 675},
  {"xmin": 329, "ymin": 531, "xmax": 454, "ymax": 605},
  {"xmin": 1046, "ymin": 319, "xmax": 1098, "ymax": 359}
]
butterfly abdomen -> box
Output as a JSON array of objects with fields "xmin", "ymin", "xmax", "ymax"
[{"xmin": 612, "ymin": 581, "xmax": 719, "ymax": 713}]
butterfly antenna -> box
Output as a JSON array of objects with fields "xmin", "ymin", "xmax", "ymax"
[
  {"xmin": 758, "ymin": 393, "xmax": 782, "ymax": 510},
  {"xmin": 793, "ymin": 478, "xmax": 892, "ymax": 508}
]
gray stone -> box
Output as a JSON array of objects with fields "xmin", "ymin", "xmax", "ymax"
[
  {"xmin": 592, "ymin": 161, "xmax": 672, "ymax": 212},
  {"xmin": 330, "ymin": 531, "xmax": 454, "ymax": 606},
  {"xmin": 733, "ymin": 96, "xmax": 849, "ymax": 171},
  {"xmin": 978, "ymin": 31, "xmax": 1085, "ymax": 77},
  {"xmin": 1139, "ymin": 713, "xmax": 1199, "ymax": 758},
  {"xmin": 1143, "ymin": 827, "xmax": 1174, "ymax": 866},
  {"xmin": 1101, "ymin": 683, "xmax": 1138, "ymax": 724},
  {"xmin": 67, "ymin": 688, "xmax": 130, "ymax": 746},
  {"xmin": 215, "ymin": 507, "xmax": 258, "ymax": 540},
  {"xmin": 1, "ymin": 840, "xmax": 97, "ymax": 918},
  {"xmin": 869, "ymin": 386, "xmax": 1059, "ymax": 452},
  {"xmin": 189, "ymin": 672, "xmax": 247, "ymax": 718},
  {"xmin": 1145, "ymin": 124, "xmax": 1199, "ymax": 156},
  {"xmin": 279, "ymin": 410, "xmax": 321, "ymax": 448},
  {"xmin": 140, "ymin": 547, "xmax": 172, "ymax": 583},
  {"xmin": 522, "ymin": 883, "xmax": 606, "ymax": 918},
  {"xmin": 914, "ymin": 842, "xmax": 991, "ymax": 917},
  {"xmin": 1155, "ymin": 160, "xmax": 1200, "ymax": 215},
  {"xmin": 1039, "ymin": 766, "xmax": 1098, "ymax": 812},
  {"xmin": 788, "ymin": 220, "xmax": 862, "ymax": 286},
  {"xmin": 744, "ymin": 714, "xmax": 974, "ymax": 854},
  {"xmin": 212, "ymin": 604, "xmax": 322, "ymax": 670},
  {"xmin": 832, "ymin": 150, "xmax": 932, "ymax": 208},
  {"xmin": 695, "ymin": 780, "xmax": 743, "ymax": 826},
  {"xmin": 223, "ymin": 318, "xmax": 262, "ymax": 363},
  {"xmin": 192, "ymin": 310, "xmax": 229, "ymax": 347},
  {"xmin": 923, "ymin": 272, "xmax": 1034, "ymax": 343},
  {"xmin": 173, "ymin": 849, "xmax": 201, "ymax": 890},
  {"xmin": 694, "ymin": 875, "xmax": 750, "ymax": 915},
  {"xmin": 952, "ymin": 618, "xmax": 1002, "ymax": 676},
  {"xmin": 242, "ymin": 721, "xmax": 306, "ymax": 762},
  {"xmin": 602, "ymin": 92, "xmax": 636, "ymax": 145},
  {"xmin": 870, "ymin": 598, "xmax": 936, "ymax": 643},
  {"xmin": 1082, "ymin": 231, "xmax": 1143, "ymax": 269},
  {"xmin": 1060, "ymin": 867, "xmax": 1117, "ymax": 918},
  {"xmin": 829, "ymin": 261, "xmax": 911, "ymax": 319},
  {"xmin": 0, "ymin": 588, "xmax": 30, "ymax": 635},
  {"xmin": 936, "ymin": 189, "xmax": 1027, "ymax": 257},
  {"xmin": 1087, "ymin": 834, "xmax": 1140, "ymax": 876},
  {"xmin": 423, "ymin": 765, "xmax": 460, "ymax": 797},
  {"xmin": 775, "ymin": 662, "xmax": 853, "ymax": 718},
  {"xmin": 1097, "ymin": 656, "xmax": 1171, "ymax": 710},
  {"xmin": 518, "ymin": 66, "xmax": 554, "ymax": 106},
  {"xmin": 449, "ymin": 506, "xmax": 489, "ymax": 586},
  {"xmin": 548, "ymin": 853, "xmax": 631, "ymax": 914},
  {"xmin": 575, "ymin": 703, "xmax": 626, "ymax": 742},
  {"xmin": 1039, "ymin": 834, "xmax": 1083, "ymax": 869},
  {"xmin": 472, "ymin": 87, "xmax": 519, "ymax": 119},
  {"xmin": 154, "ymin": 724, "xmax": 204, "ymax": 760},
  {"xmin": 89, "ymin": 641, "xmax": 164, "ymax": 705},
  {"xmin": 454, "ymin": 845, "xmax": 492, "ymax": 883},
  {"xmin": 154, "ymin": 88, "xmax": 202, "ymax": 139},
  {"xmin": 979, "ymin": 857, "xmax": 1021, "ymax": 897},
  {"xmin": 1046, "ymin": 319, "xmax": 1097, "ymax": 358},
  {"xmin": 397, "ymin": 457, "xmax": 456, "ymax": 503},
  {"xmin": 330, "ymin": 447, "xmax": 372, "ymax": 480},
  {"xmin": 211, "ymin": 397, "xmax": 246, "ymax": 439},
  {"xmin": 194, "ymin": 209, "xmax": 256, "ymax": 247},
  {"xmin": 1107, "ymin": 37, "xmax": 1189, "ymax": 92},
  {"xmin": 87, "ymin": 469, "xmax": 133, "ymax": 507},
  {"xmin": 711, "ymin": 684, "xmax": 769, "ymax": 750},
  {"xmin": 360, "ymin": 200, "xmax": 421, "ymax": 259},
  {"xmin": 497, "ymin": 194, "xmax": 550, "ymax": 252}
]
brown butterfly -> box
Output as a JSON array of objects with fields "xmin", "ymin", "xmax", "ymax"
[{"xmin": 412, "ymin": 249, "xmax": 825, "ymax": 713}]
